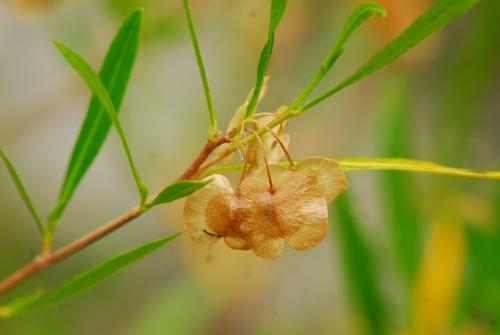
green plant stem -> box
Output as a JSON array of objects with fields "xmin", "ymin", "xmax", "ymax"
[
  {"xmin": 197, "ymin": 107, "xmax": 296, "ymax": 173},
  {"xmin": 182, "ymin": 0, "xmax": 218, "ymax": 139},
  {"xmin": 290, "ymin": 3, "xmax": 387, "ymax": 109},
  {"xmin": 112, "ymin": 121, "xmax": 149, "ymax": 209},
  {"xmin": 301, "ymin": 84, "xmax": 344, "ymax": 111},
  {"xmin": 0, "ymin": 149, "xmax": 47, "ymax": 240},
  {"xmin": 290, "ymin": 62, "xmax": 337, "ymax": 109}
]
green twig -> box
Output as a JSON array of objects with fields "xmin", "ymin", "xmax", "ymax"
[
  {"xmin": 182, "ymin": 0, "xmax": 218, "ymax": 139},
  {"xmin": 0, "ymin": 149, "xmax": 47, "ymax": 240}
]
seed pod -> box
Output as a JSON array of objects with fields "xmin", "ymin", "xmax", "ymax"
[
  {"xmin": 231, "ymin": 164, "xmax": 332, "ymax": 259},
  {"xmin": 230, "ymin": 173, "xmax": 286, "ymax": 259},
  {"xmin": 183, "ymin": 157, "xmax": 348, "ymax": 260},
  {"xmin": 296, "ymin": 157, "xmax": 349, "ymax": 202},
  {"xmin": 183, "ymin": 174, "xmax": 232, "ymax": 244}
]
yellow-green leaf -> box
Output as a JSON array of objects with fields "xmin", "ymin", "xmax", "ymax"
[
  {"xmin": 203, "ymin": 158, "xmax": 500, "ymax": 180},
  {"xmin": 337, "ymin": 158, "xmax": 500, "ymax": 180}
]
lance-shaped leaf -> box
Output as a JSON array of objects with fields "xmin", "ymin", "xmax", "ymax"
[
  {"xmin": 291, "ymin": 2, "xmax": 387, "ymax": 108},
  {"xmin": 147, "ymin": 179, "xmax": 212, "ymax": 208},
  {"xmin": 53, "ymin": 41, "xmax": 148, "ymax": 210},
  {"xmin": 376, "ymin": 77, "xmax": 421, "ymax": 285},
  {"xmin": 2, "ymin": 233, "xmax": 180, "ymax": 316},
  {"xmin": 244, "ymin": 0, "xmax": 288, "ymax": 118},
  {"xmin": 303, "ymin": 0, "xmax": 484, "ymax": 110},
  {"xmin": 50, "ymin": 9, "xmax": 142, "ymax": 224},
  {"xmin": 0, "ymin": 149, "xmax": 46, "ymax": 238},
  {"xmin": 337, "ymin": 157, "xmax": 500, "ymax": 180},
  {"xmin": 332, "ymin": 193, "xmax": 387, "ymax": 335},
  {"xmin": 202, "ymin": 158, "xmax": 500, "ymax": 181},
  {"xmin": 442, "ymin": 2, "xmax": 500, "ymax": 322},
  {"xmin": 0, "ymin": 290, "xmax": 45, "ymax": 318},
  {"xmin": 129, "ymin": 279, "xmax": 214, "ymax": 335},
  {"xmin": 181, "ymin": 0, "xmax": 218, "ymax": 139}
]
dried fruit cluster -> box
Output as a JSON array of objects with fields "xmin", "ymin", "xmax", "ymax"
[{"xmin": 183, "ymin": 116, "xmax": 348, "ymax": 259}]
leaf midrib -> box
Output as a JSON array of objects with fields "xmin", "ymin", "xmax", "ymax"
[{"xmin": 59, "ymin": 24, "xmax": 136, "ymax": 207}]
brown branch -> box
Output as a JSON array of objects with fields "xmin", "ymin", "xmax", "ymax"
[
  {"xmin": 178, "ymin": 133, "xmax": 231, "ymax": 180},
  {"xmin": 0, "ymin": 207, "xmax": 142, "ymax": 296},
  {"xmin": 198, "ymin": 142, "xmax": 237, "ymax": 176},
  {"xmin": 0, "ymin": 134, "xmax": 231, "ymax": 298}
]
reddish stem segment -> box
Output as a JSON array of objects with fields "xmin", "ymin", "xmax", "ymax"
[
  {"xmin": 0, "ymin": 207, "xmax": 141, "ymax": 296},
  {"xmin": 178, "ymin": 134, "xmax": 230, "ymax": 180},
  {"xmin": 0, "ymin": 134, "xmax": 231, "ymax": 297},
  {"xmin": 245, "ymin": 128, "xmax": 275, "ymax": 192}
]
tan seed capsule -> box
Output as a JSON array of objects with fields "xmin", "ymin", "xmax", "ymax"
[
  {"xmin": 183, "ymin": 174, "xmax": 232, "ymax": 244},
  {"xmin": 182, "ymin": 157, "xmax": 348, "ymax": 259}
]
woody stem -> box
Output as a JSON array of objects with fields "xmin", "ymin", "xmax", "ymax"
[{"xmin": 0, "ymin": 133, "xmax": 231, "ymax": 298}]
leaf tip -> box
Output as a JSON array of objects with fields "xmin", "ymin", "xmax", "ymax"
[
  {"xmin": 52, "ymin": 39, "xmax": 63, "ymax": 47},
  {"xmin": 130, "ymin": 7, "xmax": 144, "ymax": 19},
  {"xmin": 376, "ymin": 4, "xmax": 388, "ymax": 18},
  {"xmin": 52, "ymin": 39, "xmax": 69, "ymax": 56},
  {"xmin": 363, "ymin": 2, "xmax": 388, "ymax": 17}
]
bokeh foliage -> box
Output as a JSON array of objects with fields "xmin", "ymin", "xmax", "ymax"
[{"xmin": 0, "ymin": 0, "xmax": 498, "ymax": 334}]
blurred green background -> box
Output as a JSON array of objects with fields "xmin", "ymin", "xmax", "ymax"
[{"xmin": 0, "ymin": 0, "xmax": 499, "ymax": 334}]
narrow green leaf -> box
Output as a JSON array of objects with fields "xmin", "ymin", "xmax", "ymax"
[
  {"xmin": 129, "ymin": 279, "xmax": 214, "ymax": 335},
  {"xmin": 303, "ymin": 0, "xmax": 483, "ymax": 110},
  {"xmin": 376, "ymin": 77, "xmax": 421, "ymax": 285},
  {"xmin": 203, "ymin": 158, "xmax": 500, "ymax": 180},
  {"xmin": 148, "ymin": 179, "xmax": 212, "ymax": 208},
  {"xmin": 0, "ymin": 290, "xmax": 45, "ymax": 318},
  {"xmin": 7, "ymin": 233, "xmax": 180, "ymax": 315},
  {"xmin": 337, "ymin": 157, "xmax": 500, "ymax": 180},
  {"xmin": 50, "ymin": 9, "xmax": 142, "ymax": 224},
  {"xmin": 291, "ymin": 2, "xmax": 387, "ymax": 108},
  {"xmin": 53, "ymin": 42, "xmax": 120, "ymax": 126},
  {"xmin": 434, "ymin": 0, "xmax": 500, "ymax": 166},
  {"xmin": 332, "ymin": 193, "xmax": 387, "ymax": 335},
  {"xmin": 0, "ymin": 149, "xmax": 46, "ymax": 238},
  {"xmin": 181, "ymin": 0, "xmax": 218, "ymax": 139},
  {"xmin": 461, "ymin": 189, "xmax": 500, "ymax": 328},
  {"xmin": 438, "ymin": 3, "xmax": 500, "ymax": 325},
  {"xmin": 52, "ymin": 39, "xmax": 148, "ymax": 223},
  {"xmin": 245, "ymin": 0, "xmax": 288, "ymax": 118},
  {"xmin": 268, "ymin": 0, "xmax": 288, "ymax": 33}
]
